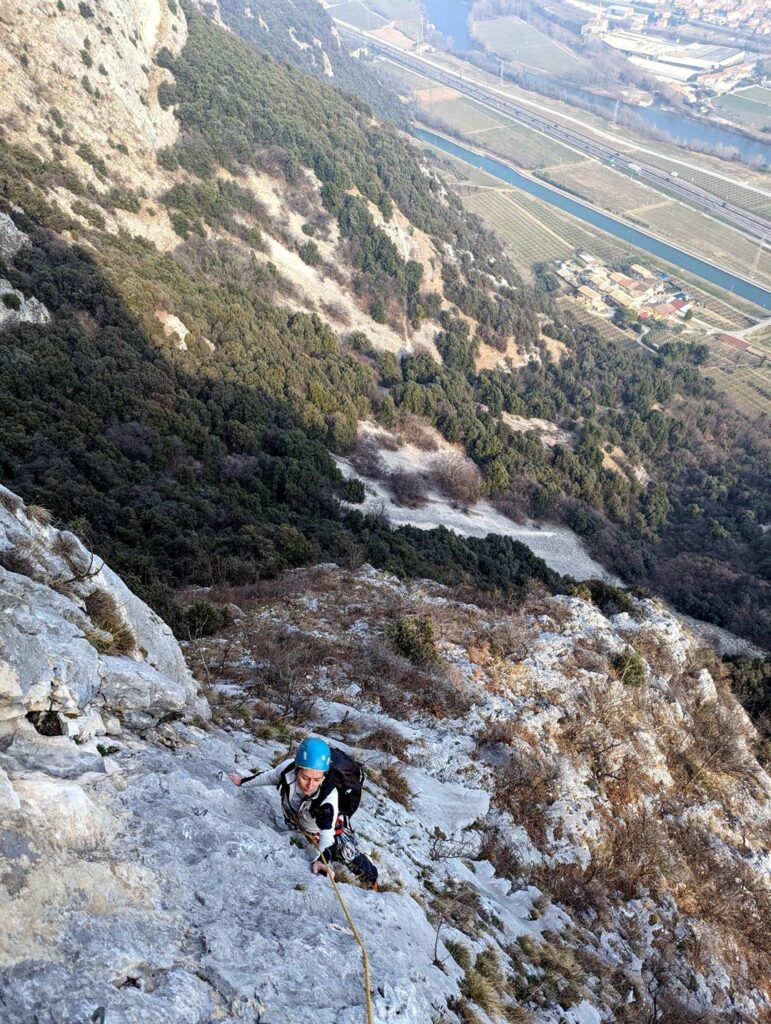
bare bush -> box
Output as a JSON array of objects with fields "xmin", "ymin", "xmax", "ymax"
[
  {"xmin": 396, "ymin": 415, "xmax": 439, "ymax": 451},
  {"xmin": 321, "ymin": 299, "xmax": 350, "ymax": 325},
  {"xmin": 387, "ymin": 469, "xmax": 429, "ymax": 509},
  {"xmin": 475, "ymin": 718, "xmax": 520, "ymax": 753},
  {"xmin": 494, "ymin": 750, "xmax": 560, "ymax": 847},
  {"xmin": 350, "ymin": 438, "xmax": 385, "ymax": 479},
  {"xmin": 348, "ymin": 638, "xmax": 473, "ymax": 720},
  {"xmin": 429, "ymin": 453, "xmax": 484, "ymax": 506}
]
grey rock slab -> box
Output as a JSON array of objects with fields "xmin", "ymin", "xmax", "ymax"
[
  {"xmin": 0, "ymin": 212, "xmax": 30, "ymax": 259},
  {"xmin": 0, "ymin": 566, "xmax": 100, "ymax": 716},
  {"xmin": 0, "ymin": 723, "xmax": 106, "ymax": 780},
  {"xmin": 98, "ymin": 657, "xmax": 197, "ymax": 724}
]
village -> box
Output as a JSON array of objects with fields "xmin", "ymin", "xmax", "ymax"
[{"xmin": 554, "ymin": 253, "xmax": 694, "ymax": 324}]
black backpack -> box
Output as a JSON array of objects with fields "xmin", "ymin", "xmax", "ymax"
[
  {"xmin": 280, "ymin": 746, "xmax": 364, "ymax": 817},
  {"xmin": 321, "ymin": 747, "xmax": 365, "ymax": 816}
]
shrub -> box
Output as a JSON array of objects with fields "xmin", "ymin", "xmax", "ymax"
[
  {"xmin": 388, "ymin": 469, "xmax": 428, "ymax": 509},
  {"xmin": 71, "ymin": 200, "xmax": 105, "ymax": 229},
  {"xmin": 339, "ymin": 477, "xmax": 365, "ymax": 504},
  {"xmin": 387, "ymin": 614, "xmax": 439, "ymax": 666},
  {"xmin": 78, "ymin": 1, "xmax": 94, "ymax": 16},
  {"xmin": 183, "ymin": 598, "xmax": 228, "ymax": 638},
  {"xmin": 298, "ymin": 240, "xmax": 320, "ymax": 265},
  {"xmin": 610, "ymin": 648, "xmax": 646, "ymax": 687},
  {"xmin": 76, "ymin": 143, "xmax": 107, "ymax": 176},
  {"xmin": 2, "ymin": 292, "xmax": 21, "ymax": 310},
  {"xmin": 379, "ymin": 761, "xmax": 413, "ymax": 809}
]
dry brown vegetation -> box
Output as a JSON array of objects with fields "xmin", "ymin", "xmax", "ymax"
[
  {"xmin": 428, "ymin": 453, "xmax": 484, "ymax": 507},
  {"xmin": 387, "ymin": 469, "xmax": 429, "ymax": 508}
]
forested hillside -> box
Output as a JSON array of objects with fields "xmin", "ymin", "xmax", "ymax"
[
  {"xmin": 0, "ymin": 0, "xmax": 768, "ymax": 644},
  {"xmin": 195, "ymin": 0, "xmax": 407, "ymax": 123}
]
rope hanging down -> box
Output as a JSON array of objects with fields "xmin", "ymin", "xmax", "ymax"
[{"xmin": 317, "ymin": 847, "xmax": 374, "ymax": 1024}]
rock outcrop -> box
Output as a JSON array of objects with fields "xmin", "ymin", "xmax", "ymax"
[{"xmin": 1, "ymin": 495, "xmax": 769, "ymax": 1023}]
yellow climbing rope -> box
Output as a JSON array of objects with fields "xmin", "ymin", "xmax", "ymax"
[{"xmin": 317, "ymin": 847, "xmax": 374, "ymax": 1024}]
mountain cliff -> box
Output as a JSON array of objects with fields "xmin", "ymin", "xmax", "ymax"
[
  {"xmin": 1, "ymin": 485, "xmax": 769, "ymax": 1023},
  {"xmin": 0, "ymin": 0, "xmax": 768, "ymax": 645}
]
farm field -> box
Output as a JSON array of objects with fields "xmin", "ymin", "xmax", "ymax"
[
  {"xmin": 463, "ymin": 188, "xmax": 572, "ymax": 265},
  {"xmin": 377, "ymin": 60, "xmax": 432, "ymax": 92},
  {"xmin": 703, "ymin": 343, "xmax": 771, "ymax": 418},
  {"xmin": 366, "ymin": 0, "xmax": 420, "ymax": 20},
  {"xmin": 469, "ymin": 14, "xmax": 585, "ymax": 75},
  {"xmin": 425, "ymin": 142, "xmax": 769, "ymax": 329},
  {"xmin": 416, "ymin": 93, "xmax": 582, "ymax": 168},
  {"xmin": 420, "ymin": 50, "xmax": 771, "ymax": 219},
  {"xmin": 642, "ymin": 151, "xmax": 771, "ymax": 219},
  {"xmin": 435, "ymin": 152, "xmax": 771, "ymax": 416},
  {"xmin": 623, "ymin": 201, "xmax": 771, "ymax": 291},
  {"xmin": 327, "ymin": 1, "xmax": 387, "ymax": 30},
  {"xmin": 743, "ymin": 321, "xmax": 771, "ymax": 353},
  {"xmin": 714, "ymin": 88, "xmax": 771, "ymax": 132},
  {"xmin": 541, "ymin": 160, "xmax": 666, "ymax": 213}
]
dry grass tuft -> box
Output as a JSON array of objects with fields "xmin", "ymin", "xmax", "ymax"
[
  {"xmin": 444, "ymin": 939, "xmax": 473, "ymax": 971},
  {"xmin": 358, "ymin": 725, "xmax": 412, "ymax": 761},
  {"xmin": 85, "ymin": 589, "xmax": 137, "ymax": 655},
  {"xmin": 0, "ymin": 489, "xmax": 23, "ymax": 515},
  {"xmin": 378, "ymin": 761, "xmax": 414, "ymax": 809},
  {"xmin": 27, "ymin": 504, "xmax": 53, "ymax": 526},
  {"xmin": 460, "ymin": 968, "xmax": 504, "ymax": 1018},
  {"xmin": 0, "ymin": 544, "xmax": 44, "ymax": 581}
]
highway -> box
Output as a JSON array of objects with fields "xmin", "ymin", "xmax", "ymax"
[{"xmin": 344, "ymin": 28, "xmax": 771, "ymax": 247}]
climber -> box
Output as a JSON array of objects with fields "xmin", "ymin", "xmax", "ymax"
[{"xmin": 229, "ymin": 736, "xmax": 378, "ymax": 888}]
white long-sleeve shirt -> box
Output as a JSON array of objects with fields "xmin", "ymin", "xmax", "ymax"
[{"xmin": 247, "ymin": 758, "xmax": 339, "ymax": 859}]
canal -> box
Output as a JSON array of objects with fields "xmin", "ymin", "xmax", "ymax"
[
  {"xmin": 414, "ymin": 127, "xmax": 771, "ymax": 311},
  {"xmin": 422, "ymin": 0, "xmax": 771, "ymax": 167}
]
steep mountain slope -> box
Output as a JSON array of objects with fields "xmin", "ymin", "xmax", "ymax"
[
  {"xmin": 194, "ymin": 0, "xmax": 407, "ymax": 123},
  {"xmin": 1, "ymin": 486, "xmax": 769, "ymax": 1023},
  {"xmin": 0, "ymin": 0, "xmax": 768, "ymax": 646}
]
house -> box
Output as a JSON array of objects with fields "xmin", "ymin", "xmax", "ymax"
[
  {"xmin": 576, "ymin": 252, "xmax": 600, "ymax": 267},
  {"xmin": 630, "ymin": 263, "xmax": 655, "ymax": 280},
  {"xmin": 577, "ymin": 285, "xmax": 606, "ymax": 312}
]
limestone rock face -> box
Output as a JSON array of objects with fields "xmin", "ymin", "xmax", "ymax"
[{"xmin": 0, "ymin": 484, "xmax": 204, "ymax": 738}]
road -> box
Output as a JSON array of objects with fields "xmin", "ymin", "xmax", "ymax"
[{"xmin": 344, "ymin": 27, "xmax": 771, "ymax": 246}]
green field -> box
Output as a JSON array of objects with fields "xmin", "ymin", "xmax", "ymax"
[
  {"xmin": 327, "ymin": 1, "xmax": 387, "ymax": 29},
  {"xmin": 714, "ymin": 87, "xmax": 771, "ymax": 132},
  {"xmin": 470, "ymin": 15, "xmax": 584, "ymax": 75}
]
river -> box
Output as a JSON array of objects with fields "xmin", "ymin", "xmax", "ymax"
[
  {"xmin": 422, "ymin": 0, "xmax": 771, "ymax": 166},
  {"xmin": 414, "ymin": 127, "xmax": 771, "ymax": 311}
]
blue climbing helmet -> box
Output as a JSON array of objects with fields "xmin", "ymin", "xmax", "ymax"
[{"xmin": 295, "ymin": 737, "xmax": 331, "ymax": 773}]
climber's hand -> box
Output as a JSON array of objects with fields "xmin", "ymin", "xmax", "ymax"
[
  {"xmin": 228, "ymin": 772, "xmax": 243, "ymax": 787},
  {"xmin": 312, "ymin": 859, "xmax": 334, "ymax": 881}
]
